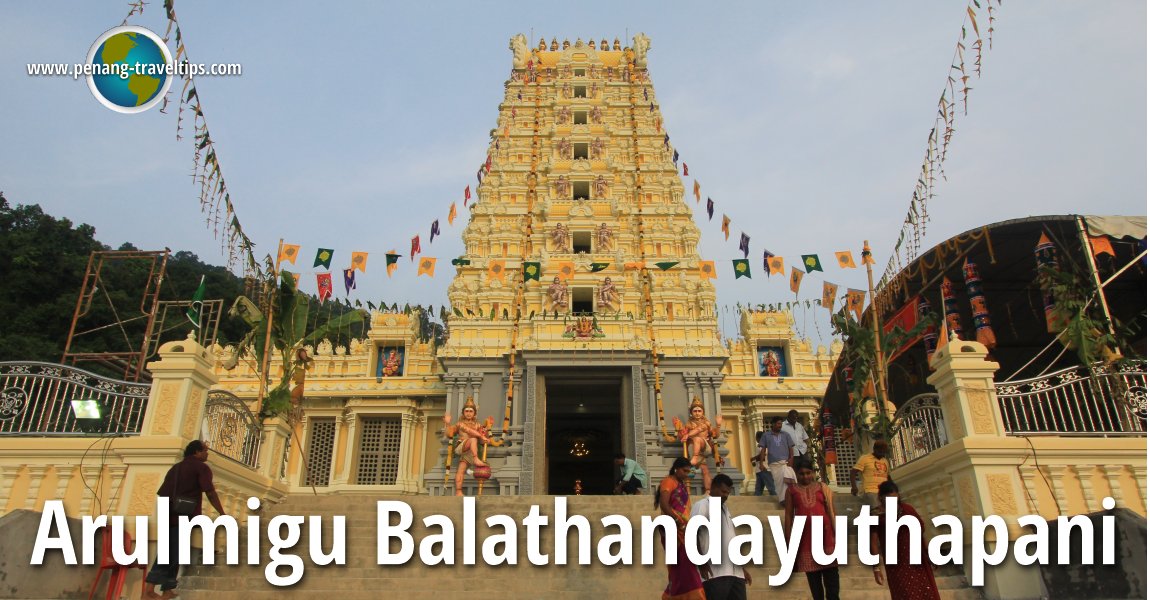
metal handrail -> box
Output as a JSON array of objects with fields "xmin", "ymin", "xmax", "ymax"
[
  {"xmin": 202, "ymin": 390, "xmax": 262, "ymax": 470},
  {"xmin": 995, "ymin": 360, "xmax": 1146, "ymax": 436},
  {"xmin": 0, "ymin": 361, "xmax": 151, "ymax": 435},
  {"xmin": 890, "ymin": 393, "xmax": 949, "ymax": 466}
]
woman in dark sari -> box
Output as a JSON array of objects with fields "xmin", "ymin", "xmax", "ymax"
[
  {"xmin": 870, "ymin": 480, "xmax": 940, "ymax": 600},
  {"xmin": 655, "ymin": 457, "xmax": 705, "ymax": 600}
]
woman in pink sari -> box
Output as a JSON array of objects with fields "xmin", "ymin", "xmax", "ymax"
[{"xmin": 655, "ymin": 457, "xmax": 705, "ymax": 600}]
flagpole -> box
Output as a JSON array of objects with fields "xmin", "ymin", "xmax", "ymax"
[
  {"xmin": 862, "ymin": 240, "xmax": 891, "ymax": 434},
  {"xmin": 256, "ymin": 238, "xmax": 284, "ymax": 416},
  {"xmin": 1075, "ymin": 216, "xmax": 1117, "ymax": 337}
]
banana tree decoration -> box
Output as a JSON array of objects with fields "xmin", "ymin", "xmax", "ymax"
[{"xmin": 229, "ymin": 271, "xmax": 366, "ymax": 418}]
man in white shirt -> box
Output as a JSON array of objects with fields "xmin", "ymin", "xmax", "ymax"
[
  {"xmin": 690, "ymin": 474, "xmax": 752, "ymax": 599},
  {"xmin": 782, "ymin": 409, "xmax": 809, "ymax": 458}
]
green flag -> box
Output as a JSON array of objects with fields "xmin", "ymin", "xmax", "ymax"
[
  {"xmin": 801, "ymin": 254, "xmax": 823, "ymax": 273},
  {"xmin": 654, "ymin": 261, "xmax": 679, "ymax": 271},
  {"xmin": 313, "ymin": 248, "xmax": 334, "ymax": 269},
  {"xmin": 186, "ymin": 275, "xmax": 206, "ymax": 328},
  {"xmin": 590, "ymin": 262, "xmax": 610, "ymax": 273},
  {"xmin": 451, "ymin": 257, "xmax": 472, "ymax": 266},
  {"xmin": 732, "ymin": 259, "xmax": 751, "ymax": 279},
  {"xmin": 523, "ymin": 261, "xmax": 541, "ymax": 281}
]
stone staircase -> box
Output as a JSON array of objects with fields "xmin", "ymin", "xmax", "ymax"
[{"xmin": 178, "ymin": 493, "xmax": 981, "ymax": 600}]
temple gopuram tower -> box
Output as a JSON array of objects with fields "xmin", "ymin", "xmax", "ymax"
[{"xmin": 433, "ymin": 34, "xmax": 730, "ymax": 495}]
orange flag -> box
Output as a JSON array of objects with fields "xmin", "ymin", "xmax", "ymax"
[
  {"xmin": 834, "ymin": 251, "xmax": 856, "ymax": 269},
  {"xmin": 699, "ymin": 261, "xmax": 717, "ymax": 279},
  {"xmin": 624, "ymin": 261, "xmax": 645, "ymax": 271},
  {"xmin": 1089, "ymin": 235, "xmax": 1115, "ymax": 257},
  {"xmin": 846, "ymin": 289, "xmax": 866, "ymax": 320},
  {"xmin": 278, "ymin": 244, "xmax": 300, "ymax": 265},
  {"xmin": 693, "ymin": 180, "xmax": 700, "ymax": 203},
  {"xmin": 487, "ymin": 259, "xmax": 507, "ymax": 282},
  {"xmin": 822, "ymin": 281, "xmax": 839, "ymax": 315},
  {"xmin": 554, "ymin": 261, "xmax": 576, "ymax": 281},
  {"xmin": 721, "ymin": 215, "xmax": 731, "ymax": 241},
  {"xmin": 417, "ymin": 257, "xmax": 436, "ymax": 277},
  {"xmin": 350, "ymin": 252, "xmax": 368, "ymax": 272},
  {"xmin": 789, "ymin": 267, "xmax": 804, "ymax": 296},
  {"xmin": 447, "ymin": 202, "xmax": 458, "ymax": 225},
  {"xmin": 768, "ymin": 256, "xmax": 785, "ymax": 276}
]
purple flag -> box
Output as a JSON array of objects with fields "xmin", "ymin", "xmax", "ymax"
[
  {"xmin": 739, "ymin": 233, "xmax": 750, "ymax": 259},
  {"xmin": 343, "ymin": 268, "xmax": 356, "ymax": 296},
  {"xmin": 706, "ymin": 197, "xmax": 714, "ymax": 220}
]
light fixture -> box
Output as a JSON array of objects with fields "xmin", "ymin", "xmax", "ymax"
[
  {"xmin": 569, "ymin": 440, "xmax": 590, "ymax": 457},
  {"xmin": 70, "ymin": 399, "xmax": 108, "ymax": 433}
]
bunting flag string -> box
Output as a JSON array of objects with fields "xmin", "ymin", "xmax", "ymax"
[{"xmin": 878, "ymin": 0, "xmax": 1003, "ymax": 289}]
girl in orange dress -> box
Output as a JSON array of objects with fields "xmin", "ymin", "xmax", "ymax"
[{"xmin": 785, "ymin": 457, "xmax": 839, "ymax": 600}]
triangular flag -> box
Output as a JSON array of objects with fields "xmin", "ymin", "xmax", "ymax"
[
  {"xmin": 763, "ymin": 250, "xmax": 774, "ymax": 274},
  {"xmin": 834, "ymin": 251, "xmax": 856, "ymax": 269},
  {"xmin": 313, "ymin": 248, "xmax": 334, "ymax": 269},
  {"xmin": 801, "ymin": 254, "xmax": 823, "ymax": 273},
  {"xmin": 706, "ymin": 197, "xmax": 714, "ymax": 220},
  {"xmin": 385, "ymin": 252, "xmax": 400, "ymax": 277},
  {"xmin": 654, "ymin": 261, "xmax": 679, "ymax": 271},
  {"xmin": 590, "ymin": 262, "xmax": 610, "ymax": 273},
  {"xmin": 410, "ymin": 236, "xmax": 421, "ymax": 261},
  {"xmin": 732, "ymin": 259, "xmax": 751, "ymax": 279},
  {"xmin": 768, "ymin": 255, "xmax": 784, "ymax": 276},
  {"xmin": 186, "ymin": 275, "xmax": 205, "ymax": 328},
  {"xmin": 451, "ymin": 257, "xmax": 472, "ymax": 267},
  {"xmin": 464, "ymin": 185, "xmax": 471, "ymax": 206},
  {"xmin": 447, "ymin": 203, "xmax": 458, "ymax": 225},
  {"xmin": 847, "ymin": 289, "xmax": 866, "ymax": 320},
  {"xmin": 738, "ymin": 233, "xmax": 750, "ymax": 259},
  {"xmin": 789, "ymin": 268, "xmax": 804, "ymax": 296},
  {"xmin": 343, "ymin": 268, "xmax": 356, "ymax": 295},
  {"xmin": 672, "ymin": 149, "xmax": 679, "ymax": 164},
  {"xmin": 430, "ymin": 220, "xmax": 440, "ymax": 243},
  {"xmin": 278, "ymin": 244, "xmax": 300, "ymax": 265},
  {"xmin": 693, "ymin": 180, "xmax": 700, "ymax": 202},
  {"xmin": 699, "ymin": 261, "xmax": 717, "ymax": 279},
  {"xmin": 487, "ymin": 259, "xmax": 507, "ymax": 282},
  {"xmin": 367, "ymin": 300, "xmax": 376, "ymax": 311},
  {"xmin": 350, "ymin": 251, "xmax": 368, "ymax": 272},
  {"xmin": 554, "ymin": 261, "xmax": 576, "ymax": 281},
  {"xmin": 682, "ymin": 163, "xmax": 689, "ymax": 176},
  {"xmin": 523, "ymin": 261, "xmax": 541, "ymax": 281},
  {"xmin": 315, "ymin": 273, "xmax": 332, "ymax": 303},
  {"xmin": 417, "ymin": 257, "xmax": 436, "ymax": 277},
  {"xmin": 1089, "ymin": 235, "xmax": 1115, "ymax": 257},
  {"xmin": 624, "ymin": 262, "xmax": 645, "ymax": 271},
  {"xmin": 721, "ymin": 215, "xmax": 731, "ymax": 241},
  {"xmin": 822, "ymin": 281, "xmax": 839, "ymax": 315}
]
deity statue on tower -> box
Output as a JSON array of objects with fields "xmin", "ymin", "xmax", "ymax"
[
  {"xmin": 548, "ymin": 276, "xmax": 570, "ymax": 311},
  {"xmin": 443, "ymin": 397, "xmax": 493, "ymax": 496}
]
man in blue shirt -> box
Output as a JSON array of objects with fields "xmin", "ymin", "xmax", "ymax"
[
  {"xmin": 614, "ymin": 452, "xmax": 648, "ymax": 495},
  {"xmin": 756, "ymin": 416, "xmax": 794, "ymax": 505}
]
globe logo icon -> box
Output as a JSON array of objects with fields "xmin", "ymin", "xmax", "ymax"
[{"xmin": 85, "ymin": 25, "xmax": 173, "ymax": 114}]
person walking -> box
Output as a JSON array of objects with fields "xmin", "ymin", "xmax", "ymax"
[
  {"xmin": 782, "ymin": 410, "xmax": 810, "ymax": 459},
  {"xmin": 655, "ymin": 457, "xmax": 706, "ymax": 600},
  {"xmin": 751, "ymin": 430, "xmax": 776, "ymax": 497},
  {"xmin": 786, "ymin": 457, "xmax": 840, "ymax": 600},
  {"xmin": 757, "ymin": 416, "xmax": 794, "ymax": 505},
  {"xmin": 145, "ymin": 440, "xmax": 226, "ymax": 600},
  {"xmin": 870, "ymin": 480, "xmax": 941, "ymax": 600},
  {"xmin": 614, "ymin": 452, "xmax": 648, "ymax": 495},
  {"xmin": 691, "ymin": 474, "xmax": 752, "ymax": 599},
  {"xmin": 851, "ymin": 440, "xmax": 893, "ymax": 510}
]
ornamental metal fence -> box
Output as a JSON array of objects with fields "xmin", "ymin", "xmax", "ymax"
[
  {"xmin": 202, "ymin": 390, "xmax": 262, "ymax": 470},
  {"xmin": 890, "ymin": 393, "xmax": 949, "ymax": 466},
  {"xmin": 0, "ymin": 362, "xmax": 151, "ymax": 435},
  {"xmin": 995, "ymin": 360, "xmax": 1146, "ymax": 436}
]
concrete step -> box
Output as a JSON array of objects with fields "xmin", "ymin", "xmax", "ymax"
[{"xmin": 176, "ymin": 493, "xmax": 982, "ymax": 600}]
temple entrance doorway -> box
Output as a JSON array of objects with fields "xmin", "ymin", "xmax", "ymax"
[{"xmin": 543, "ymin": 373, "xmax": 624, "ymax": 495}]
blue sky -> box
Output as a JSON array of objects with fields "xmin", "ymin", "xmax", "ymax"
[{"xmin": 1, "ymin": 1, "xmax": 1145, "ymax": 341}]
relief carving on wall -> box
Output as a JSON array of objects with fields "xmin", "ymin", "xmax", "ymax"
[
  {"xmin": 957, "ymin": 475, "xmax": 977, "ymax": 520},
  {"xmin": 127, "ymin": 472, "xmax": 161, "ymax": 516},
  {"xmin": 180, "ymin": 388, "xmax": 203, "ymax": 439},
  {"xmin": 986, "ymin": 473, "xmax": 1018, "ymax": 515},
  {"xmin": 153, "ymin": 382, "xmax": 178, "ymax": 435},
  {"xmin": 967, "ymin": 388, "xmax": 995, "ymax": 434}
]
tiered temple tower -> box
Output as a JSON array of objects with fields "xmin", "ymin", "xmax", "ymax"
[
  {"xmin": 437, "ymin": 34, "xmax": 729, "ymax": 495},
  {"xmin": 209, "ymin": 34, "xmax": 838, "ymax": 497}
]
